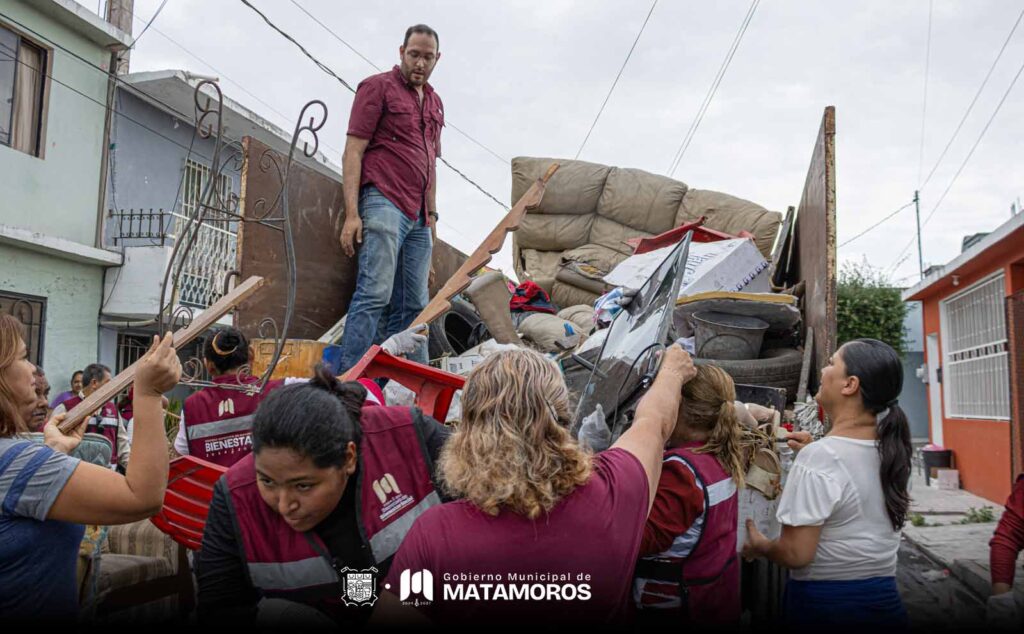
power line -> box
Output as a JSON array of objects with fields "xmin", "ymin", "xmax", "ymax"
[
  {"xmin": 838, "ymin": 200, "xmax": 915, "ymax": 248},
  {"xmin": 887, "ymin": 49, "xmax": 1024, "ymax": 277},
  {"xmin": 920, "ymin": 54, "xmax": 1024, "ymax": 228},
  {"xmin": 574, "ymin": 0, "xmax": 658, "ymax": 159},
  {"xmin": 666, "ymin": 0, "xmax": 760, "ymax": 176},
  {"xmin": 917, "ymin": 0, "xmax": 933, "ymax": 185},
  {"xmin": 113, "ymin": 0, "xmax": 346, "ymax": 159},
  {"xmin": 239, "ymin": 0, "xmax": 510, "ymax": 211},
  {"xmin": 287, "ymin": 0, "xmax": 509, "ymax": 165},
  {"xmin": 128, "ymin": 0, "xmax": 169, "ymax": 49},
  {"xmin": 919, "ymin": 6, "xmax": 1024, "ymax": 192}
]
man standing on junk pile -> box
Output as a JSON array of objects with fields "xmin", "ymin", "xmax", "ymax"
[{"xmin": 338, "ymin": 24, "xmax": 444, "ymax": 372}]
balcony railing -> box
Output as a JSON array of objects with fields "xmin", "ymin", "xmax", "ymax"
[{"xmin": 108, "ymin": 208, "xmax": 237, "ymax": 310}]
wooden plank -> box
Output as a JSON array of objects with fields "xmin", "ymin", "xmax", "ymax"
[
  {"xmin": 58, "ymin": 276, "xmax": 265, "ymax": 433},
  {"xmin": 796, "ymin": 328, "xmax": 815, "ymax": 403},
  {"xmin": 793, "ymin": 107, "xmax": 837, "ymax": 395},
  {"xmin": 412, "ymin": 163, "xmax": 559, "ymax": 328}
]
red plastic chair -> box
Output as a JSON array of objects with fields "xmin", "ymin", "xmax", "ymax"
[
  {"xmin": 342, "ymin": 345, "xmax": 465, "ymax": 422},
  {"xmin": 151, "ymin": 455, "xmax": 227, "ymax": 550},
  {"xmin": 151, "ymin": 347, "xmax": 464, "ymax": 549}
]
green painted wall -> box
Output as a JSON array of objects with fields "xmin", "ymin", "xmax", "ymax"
[
  {"xmin": 0, "ymin": 0, "xmax": 110, "ymax": 246},
  {"xmin": 0, "ymin": 243, "xmax": 101, "ymax": 395}
]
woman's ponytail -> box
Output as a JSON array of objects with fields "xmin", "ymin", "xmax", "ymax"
[
  {"xmin": 841, "ymin": 339, "xmax": 914, "ymax": 531},
  {"xmin": 309, "ymin": 363, "xmax": 366, "ymax": 426},
  {"xmin": 876, "ymin": 401, "xmax": 912, "ymax": 530}
]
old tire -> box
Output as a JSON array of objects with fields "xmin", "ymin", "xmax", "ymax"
[
  {"xmin": 427, "ymin": 298, "xmax": 483, "ymax": 359},
  {"xmin": 694, "ymin": 347, "xmax": 803, "ymax": 402}
]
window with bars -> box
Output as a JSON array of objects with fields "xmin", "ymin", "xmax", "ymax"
[
  {"xmin": 0, "ymin": 22, "xmax": 48, "ymax": 157},
  {"xmin": 180, "ymin": 158, "xmax": 232, "ymax": 221},
  {"xmin": 0, "ymin": 291, "xmax": 45, "ymax": 366},
  {"xmin": 116, "ymin": 333, "xmax": 151, "ymax": 374},
  {"xmin": 940, "ymin": 273, "xmax": 1010, "ymax": 420}
]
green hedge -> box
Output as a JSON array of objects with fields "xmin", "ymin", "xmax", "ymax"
[{"xmin": 836, "ymin": 262, "xmax": 908, "ymax": 357}]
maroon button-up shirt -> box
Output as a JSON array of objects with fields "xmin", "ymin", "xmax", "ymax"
[{"xmin": 347, "ymin": 66, "xmax": 444, "ymax": 221}]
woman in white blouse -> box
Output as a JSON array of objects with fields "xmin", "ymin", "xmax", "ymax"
[{"xmin": 742, "ymin": 338, "xmax": 912, "ymax": 628}]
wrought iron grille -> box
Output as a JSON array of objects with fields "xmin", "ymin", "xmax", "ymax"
[
  {"xmin": 0, "ymin": 290, "xmax": 45, "ymax": 366},
  {"xmin": 116, "ymin": 333, "xmax": 150, "ymax": 373},
  {"xmin": 941, "ymin": 273, "xmax": 1010, "ymax": 420},
  {"xmin": 171, "ymin": 212, "xmax": 237, "ymax": 309}
]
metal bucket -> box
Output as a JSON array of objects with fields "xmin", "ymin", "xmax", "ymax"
[{"xmin": 692, "ymin": 311, "xmax": 769, "ymax": 360}]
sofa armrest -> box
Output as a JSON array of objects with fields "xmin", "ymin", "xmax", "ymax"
[{"xmin": 106, "ymin": 519, "xmax": 178, "ymax": 573}]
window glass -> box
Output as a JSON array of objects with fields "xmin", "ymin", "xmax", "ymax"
[{"xmin": 0, "ymin": 25, "xmax": 18, "ymax": 147}]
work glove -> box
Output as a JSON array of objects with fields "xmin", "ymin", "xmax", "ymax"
[
  {"xmin": 382, "ymin": 324, "xmax": 428, "ymax": 356},
  {"xmin": 578, "ymin": 404, "xmax": 612, "ymax": 452}
]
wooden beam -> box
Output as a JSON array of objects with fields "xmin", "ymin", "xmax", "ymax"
[
  {"xmin": 59, "ymin": 276, "xmax": 266, "ymax": 433},
  {"xmin": 411, "ymin": 163, "xmax": 559, "ymax": 328}
]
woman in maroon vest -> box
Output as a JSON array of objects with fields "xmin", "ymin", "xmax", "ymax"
[
  {"xmin": 633, "ymin": 365, "xmax": 746, "ymax": 625},
  {"xmin": 196, "ymin": 365, "xmax": 449, "ymax": 626},
  {"xmin": 174, "ymin": 327, "xmax": 293, "ymax": 467}
]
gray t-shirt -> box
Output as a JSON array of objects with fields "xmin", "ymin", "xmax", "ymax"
[{"xmin": 0, "ymin": 437, "xmax": 84, "ymax": 618}]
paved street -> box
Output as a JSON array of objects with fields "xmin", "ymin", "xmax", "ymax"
[{"xmin": 898, "ymin": 537, "xmax": 986, "ymax": 628}]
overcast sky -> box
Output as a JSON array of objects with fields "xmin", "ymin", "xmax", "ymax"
[{"xmin": 77, "ymin": 0, "xmax": 1024, "ymax": 284}]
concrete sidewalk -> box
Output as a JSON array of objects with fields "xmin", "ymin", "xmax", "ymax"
[{"xmin": 902, "ymin": 470, "xmax": 1022, "ymax": 600}]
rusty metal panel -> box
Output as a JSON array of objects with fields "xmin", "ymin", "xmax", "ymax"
[
  {"xmin": 237, "ymin": 136, "xmax": 351, "ymax": 339},
  {"xmin": 793, "ymin": 107, "xmax": 837, "ymax": 392},
  {"xmin": 237, "ymin": 136, "xmax": 470, "ymax": 340}
]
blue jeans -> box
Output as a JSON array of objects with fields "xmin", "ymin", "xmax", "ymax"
[{"xmin": 340, "ymin": 186, "xmax": 432, "ymax": 371}]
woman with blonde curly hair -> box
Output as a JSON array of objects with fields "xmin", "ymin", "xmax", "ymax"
[
  {"xmin": 375, "ymin": 345, "xmax": 696, "ymax": 625},
  {"xmin": 633, "ymin": 365, "xmax": 747, "ymax": 625}
]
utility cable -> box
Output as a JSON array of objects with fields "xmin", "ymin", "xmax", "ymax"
[
  {"xmin": 239, "ymin": 0, "xmax": 510, "ymax": 211},
  {"xmin": 287, "ymin": 0, "xmax": 509, "ymax": 165},
  {"xmin": 666, "ymin": 0, "xmax": 760, "ymax": 176},
  {"xmin": 838, "ymin": 201, "xmax": 915, "ymax": 248},
  {"xmin": 919, "ymin": 6, "xmax": 1024, "ymax": 192},
  {"xmin": 128, "ymin": 0, "xmax": 169, "ymax": 49},
  {"xmin": 574, "ymin": 0, "xmax": 658, "ymax": 159},
  {"xmin": 917, "ymin": 0, "xmax": 933, "ymax": 185}
]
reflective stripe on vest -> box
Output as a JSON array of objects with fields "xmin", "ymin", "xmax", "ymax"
[
  {"xmin": 248, "ymin": 556, "xmax": 339, "ymax": 591},
  {"xmin": 634, "ymin": 449, "xmax": 739, "ymax": 614},
  {"xmin": 187, "ymin": 414, "xmax": 254, "ymax": 441},
  {"xmin": 369, "ymin": 490, "xmax": 441, "ymax": 562},
  {"xmin": 226, "ymin": 405, "xmax": 439, "ymax": 597}
]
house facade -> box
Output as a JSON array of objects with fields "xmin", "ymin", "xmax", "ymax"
[
  {"xmin": 0, "ymin": 0, "xmax": 129, "ymax": 392},
  {"xmin": 903, "ymin": 213, "xmax": 1024, "ymax": 502}
]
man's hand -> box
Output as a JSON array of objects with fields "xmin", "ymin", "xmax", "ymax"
[
  {"xmin": 382, "ymin": 325, "xmax": 428, "ymax": 357},
  {"xmin": 135, "ymin": 333, "xmax": 182, "ymax": 397},
  {"xmin": 341, "ymin": 215, "xmax": 363, "ymax": 258},
  {"xmin": 43, "ymin": 412, "xmax": 87, "ymax": 454}
]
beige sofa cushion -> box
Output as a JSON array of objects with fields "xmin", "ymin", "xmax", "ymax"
[
  {"xmin": 596, "ymin": 166, "xmax": 688, "ymax": 234},
  {"xmin": 589, "ymin": 216, "xmax": 652, "ymax": 256},
  {"xmin": 676, "ymin": 189, "xmax": 782, "ymax": 258},
  {"xmin": 517, "ymin": 249, "xmax": 563, "ymax": 293},
  {"xmin": 511, "ymin": 157, "xmax": 610, "ymax": 216},
  {"xmin": 516, "ymin": 213, "xmax": 594, "ymax": 251},
  {"xmin": 551, "ymin": 281, "xmax": 600, "ymax": 310},
  {"xmin": 561, "ymin": 243, "xmax": 630, "ymax": 277}
]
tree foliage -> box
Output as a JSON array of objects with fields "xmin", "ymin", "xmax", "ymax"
[{"xmin": 836, "ymin": 260, "xmax": 908, "ymax": 356}]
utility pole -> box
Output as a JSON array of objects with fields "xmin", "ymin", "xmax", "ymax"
[{"xmin": 914, "ymin": 190, "xmax": 924, "ymax": 279}]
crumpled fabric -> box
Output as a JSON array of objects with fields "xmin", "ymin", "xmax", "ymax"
[
  {"xmin": 509, "ymin": 281, "xmax": 559, "ymax": 314},
  {"xmin": 593, "ymin": 287, "xmax": 637, "ymax": 326}
]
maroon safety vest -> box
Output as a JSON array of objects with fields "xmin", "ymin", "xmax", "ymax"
[
  {"xmin": 224, "ymin": 405, "xmax": 440, "ymax": 601},
  {"xmin": 61, "ymin": 395, "xmax": 121, "ymax": 468},
  {"xmin": 183, "ymin": 375, "xmax": 285, "ymax": 467},
  {"xmin": 633, "ymin": 443, "xmax": 740, "ymax": 624}
]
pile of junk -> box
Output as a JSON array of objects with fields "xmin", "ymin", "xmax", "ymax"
[{"xmin": 418, "ymin": 157, "xmax": 828, "ymax": 500}]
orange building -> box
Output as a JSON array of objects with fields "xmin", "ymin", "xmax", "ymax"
[{"xmin": 903, "ymin": 213, "xmax": 1024, "ymax": 503}]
